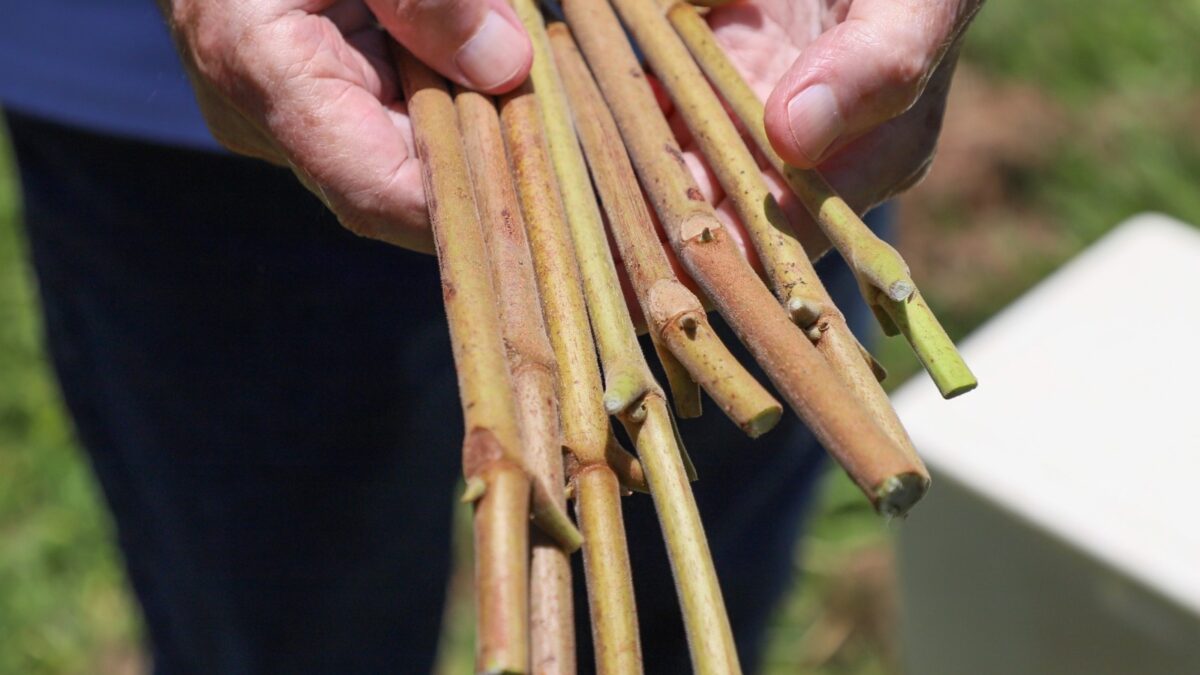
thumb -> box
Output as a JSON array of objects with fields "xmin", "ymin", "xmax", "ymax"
[
  {"xmin": 368, "ymin": 0, "xmax": 532, "ymax": 94},
  {"xmin": 764, "ymin": 0, "xmax": 978, "ymax": 168}
]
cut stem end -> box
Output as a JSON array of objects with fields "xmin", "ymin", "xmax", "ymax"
[
  {"xmin": 874, "ymin": 473, "xmax": 930, "ymax": 519},
  {"xmin": 744, "ymin": 406, "xmax": 783, "ymax": 439}
]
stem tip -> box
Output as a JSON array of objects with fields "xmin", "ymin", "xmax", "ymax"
[
  {"xmin": 887, "ymin": 279, "xmax": 916, "ymax": 303},
  {"xmin": 461, "ymin": 476, "xmax": 487, "ymax": 504},
  {"xmin": 942, "ymin": 379, "xmax": 979, "ymax": 399},
  {"xmin": 743, "ymin": 405, "xmax": 783, "ymax": 439},
  {"xmin": 786, "ymin": 296, "xmax": 823, "ymax": 327},
  {"xmin": 874, "ymin": 473, "xmax": 930, "ymax": 518}
]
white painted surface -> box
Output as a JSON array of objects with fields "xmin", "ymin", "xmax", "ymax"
[{"xmin": 893, "ymin": 214, "xmax": 1200, "ymax": 674}]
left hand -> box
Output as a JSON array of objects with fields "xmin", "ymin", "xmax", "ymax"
[{"xmin": 671, "ymin": 0, "xmax": 981, "ymax": 234}]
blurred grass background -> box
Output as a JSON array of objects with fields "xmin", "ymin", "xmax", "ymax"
[{"xmin": 1, "ymin": 0, "xmax": 1197, "ymax": 672}]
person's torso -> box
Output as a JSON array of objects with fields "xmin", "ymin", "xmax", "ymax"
[{"xmin": 0, "ymin": 0, "xmax": 217, "ymax": 149}]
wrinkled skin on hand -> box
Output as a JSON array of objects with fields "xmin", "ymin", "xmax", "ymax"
[
  {"xmin": 161, "ymin": 0, "xmax": 534, "ymax": 252},
  {"xmin": 160, "ymin": 0, "xmax": 980, "ymax": 255},
  {"xmin": 672, "ymin": 0, "xmax": 981, "ymax": 255}
]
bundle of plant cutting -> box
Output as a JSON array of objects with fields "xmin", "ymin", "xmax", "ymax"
[{"xmin": 397, "ymin": 0, "xmax": 976, "ymax": 672}]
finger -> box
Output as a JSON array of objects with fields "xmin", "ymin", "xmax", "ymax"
[
  {"xmin": 368, "ymin": 0, "xmax": 532, "ymax": 94},
  {"xmin": 764, "ymin": 0, "xmax": 979, "ymax": 168},
  {"xmin": 818, "ymin": 46, "xmax": 960, "ymax": 214}
]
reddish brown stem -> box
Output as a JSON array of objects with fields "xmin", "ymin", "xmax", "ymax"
[{"xmin": 561, "ymin": 0, "xmax": 925, "ymax": 515}]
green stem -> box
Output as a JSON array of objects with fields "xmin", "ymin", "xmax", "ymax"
[
  {"xmin": 631, "ymin": 396, "xmax": 741, "ymax": 675},
  {"xmin": 880, "ymin": 291, "xmax": 978, "ymax": 399}
]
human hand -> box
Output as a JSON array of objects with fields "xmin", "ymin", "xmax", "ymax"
[
  {"xmin": 159, "ymin": 0, "xmax": 534, "ymax": 253},
  {"xmin": 678, "ymin": 0, "xmax": 981, "ymax": 226}
]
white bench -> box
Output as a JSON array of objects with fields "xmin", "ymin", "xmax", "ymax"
[{"xmin": 892, "ymin": 214, "xmax": 1200, "ymax": 674}]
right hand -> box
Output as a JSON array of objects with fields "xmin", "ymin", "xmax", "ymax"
[{"xmin": 159, "ymin": 0, "xmax": 534, "ymax": 253}]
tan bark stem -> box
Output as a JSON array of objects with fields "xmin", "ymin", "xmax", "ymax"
[
  {"xmin": 659, "ymin": 0, "xmax": 910, "ymax": 295},
  {"xmin": 574, "ymin": 466, "xmax": 643, "ymax": 675},
  {"xmin": 457, "ymin": 88, "xmax": 576, "ymax": 675},
  {"xmin": 615, "ymin": 0, "xmax": 826, "ymax": 320},
  {"xmin": 398, "ymin": 49, "xmax": 592, "ymax": 674},
  {"xmin": 499, "ymin": 70, "xmax": 645, "ymax": 675},
  {"xmin": 518, "ymin": 8, "xmax": 743, "ymax": 668},
  {"xmin": 474, "ymin": 460, "xmax": 533, "ymax": 675},
  {"xmin": 499, "ymin": 81, "xmax": 630, "ymax": 475}
]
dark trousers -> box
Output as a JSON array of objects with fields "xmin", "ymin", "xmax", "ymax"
[{"xmin": 8, "ymin": 111, "xmax": 882, "ymax": 674}]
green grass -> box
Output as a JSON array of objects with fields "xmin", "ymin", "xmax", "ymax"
[
  {"xmin": 2, "ymin": 1, "xmax": 1199, "ymax": 672},
  {"xmin": 967, "ymin": 0, "xmax": 1200, "ymax": 237},
  {"xmin": 0, "ymin": 129, "xmax": 142, "ymax": 674}
]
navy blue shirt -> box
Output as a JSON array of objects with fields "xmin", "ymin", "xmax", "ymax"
[{"xmin": 0, "ymin": 0, "xmax": 218, "ymax": 150}]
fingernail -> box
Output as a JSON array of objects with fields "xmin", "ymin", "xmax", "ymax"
[
  {"xmin": 455, "ymin": 11, "xmax": 526, "ymax": 91},
  {"xmin": 786, "ymin": 84, "xmax": 843, "ymax": 164}
]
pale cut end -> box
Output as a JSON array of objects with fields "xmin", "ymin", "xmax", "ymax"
[
  {"xmin": 603, "ymin": 371, "xmax": 647, "ymax": 416},
  {"xmin": 939, "ymin": 375, "xmax": 979, "ymax": 400},
  {"xmin": 887, "ymin": 279, "xmax": 916, "ymax": 302},
  {"xmin": 787, "ymin": 296, "xmax": 822, "ymax": 327},
  {"xmin": 874, "ymin": 473, "xmax": 930, "ymax": 518},
  {"xmin": 461, "ymin": 476, "xmax": 487, "ymax": 503},
  {"xmin": 742, "ymin": 405, "xmax": 783, "ymax": 439},
  {"xmin": 602, "ymin": 393, "xmax": 626, "ymax": 416}
]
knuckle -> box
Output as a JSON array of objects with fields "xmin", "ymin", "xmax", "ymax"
[
  {"xmin": 886, "ymin": 48, "xmax": 932, "ymax": 106},
  {"xmin": 841, "ymin": 19, "xmax": 934, "ymax": 116}
]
